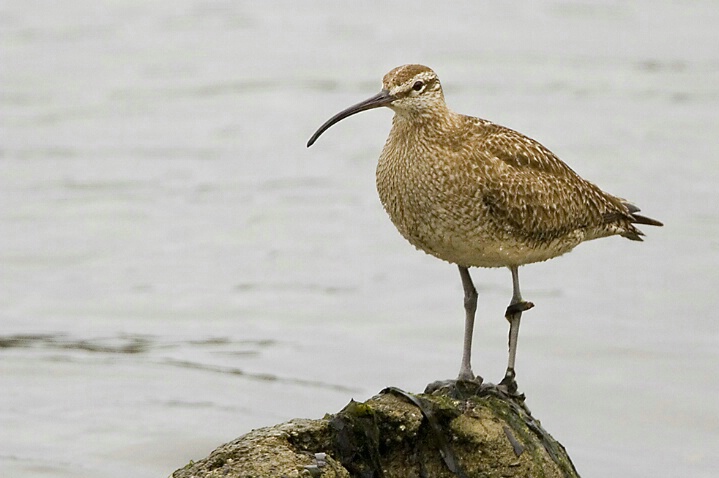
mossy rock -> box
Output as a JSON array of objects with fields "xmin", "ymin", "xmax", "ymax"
[{"xmin": 170, "ymin": 383, "xmax": 579, "ymax": 478}]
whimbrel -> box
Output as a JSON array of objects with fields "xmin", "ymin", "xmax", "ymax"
[{"xmin": 307, "ymin": 64, "xmax": 662, "ymax": 393}]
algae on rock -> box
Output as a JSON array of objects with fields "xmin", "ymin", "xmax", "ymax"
[{"xmin": 170, "ymin": 384, "xmax": 580, "ymax": 478}]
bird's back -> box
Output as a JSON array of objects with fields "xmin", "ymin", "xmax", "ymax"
[{"xmin": 376, "ymin": 112, "xmax": 659, "ymax": 268}]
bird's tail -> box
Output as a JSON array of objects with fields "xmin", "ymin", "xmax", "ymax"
[{"xmin": 621, "ymin": 202, "xmax": 663, "ymax": 241}]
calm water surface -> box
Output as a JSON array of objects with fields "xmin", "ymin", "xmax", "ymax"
[{"xmin": 2, "ymin": 1, "xmax": 718, "ymax": 477}]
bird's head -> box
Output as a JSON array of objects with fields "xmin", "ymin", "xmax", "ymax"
[
  {"xmin": 381, "ymin": 64, "xmax": 444, "ymax": 115},
  {"xmin": 307, "ymin": 64, "xmax": 445, "ymax": 147}
]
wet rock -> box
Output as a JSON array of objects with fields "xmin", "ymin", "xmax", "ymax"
[{"xmin": 170, "ymin": 384, "xmax": 579, "ymax": 478}]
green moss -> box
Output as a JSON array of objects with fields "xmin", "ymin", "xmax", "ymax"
[{"xmin": 171, "ymin": 387, "xmax": 579, "ymax": 478}]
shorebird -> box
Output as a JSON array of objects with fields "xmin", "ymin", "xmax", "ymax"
[{"xmin": 307, "ymin": 64, "xmax": 662, "ymax": 393}]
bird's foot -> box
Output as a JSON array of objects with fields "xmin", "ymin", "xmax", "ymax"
[
  {"xmin": 425, "ymin": 375, "xmax": 531, "ymax": 414},
  {"xmin": 425, "ymin": 375, "xmax": 484, "ymax": 398},
  {"xmin": 496, "ymin": 372, "xmax": 532, "ymax": 415},
  {"xmin": 497, "ymin": 368, "xmax": 522, "ymax": 398},
  {"xmin": 505, "ymin": 300, "xmax": 534, "ymax": 318},
  {"xmin": 457, "ymin": 369, "xmax": 477, "ymax": 382}
]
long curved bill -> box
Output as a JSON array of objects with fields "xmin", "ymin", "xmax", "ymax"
[{"xmin": 306, "ymin": 89, "xmax": 393, "ymax": 147}]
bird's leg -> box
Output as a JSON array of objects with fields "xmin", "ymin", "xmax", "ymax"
[
  {"xmin": 457, "ymin": 266, "xmax": 481, "ymax": 382},
  {"xmin": 499, "ymin": 266, "xmax": 534, "ymax": 395}
]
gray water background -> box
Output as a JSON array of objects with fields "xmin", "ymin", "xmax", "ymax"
[{"xmin": 2, "ymin": 1, "xmax": 718, "ymax": 477}]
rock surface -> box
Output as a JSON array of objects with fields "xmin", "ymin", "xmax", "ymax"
[{"xmin": 170, "ymin": 382, "xmax": 580, "ymax": 478}]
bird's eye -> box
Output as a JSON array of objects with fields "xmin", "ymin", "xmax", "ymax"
[{"xmin": 412, "ymin": 80, "xmax": 424, "ymax": 91}]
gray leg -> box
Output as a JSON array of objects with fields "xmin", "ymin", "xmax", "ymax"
[
  {"xmin": 457, "ymin": 266, "xmax": 479, "ymax": 381},
  {"xmin": 499, "ymin": 266, "xmax": 534, "ymax": 394}
]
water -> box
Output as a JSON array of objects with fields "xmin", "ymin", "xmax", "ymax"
[{"xmin": 1, "ymin": 1, "xmax": 718, "ymax": 477}]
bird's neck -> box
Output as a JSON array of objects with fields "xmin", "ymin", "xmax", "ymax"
[{"xmin": 388, "ymin": 107, "xmax": 465, "ymax": 152}]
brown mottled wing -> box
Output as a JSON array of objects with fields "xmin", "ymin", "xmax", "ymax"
[{"xmin": 472, "ymin": 122, "xmax": 634, "ymax": 242}]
